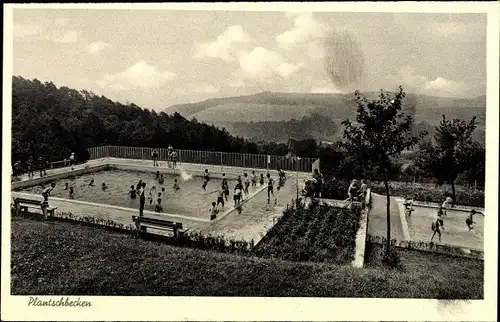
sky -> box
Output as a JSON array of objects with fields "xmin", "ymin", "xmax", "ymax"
[{"xmin": 11, "ymin": 8, "xmax": 487, "ymax": 111}]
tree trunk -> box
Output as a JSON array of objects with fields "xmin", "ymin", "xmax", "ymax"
[
  {"xmin": 383, "ymin": 169, "xmax": 391, "ymax": 255},
  {"xmin": 451, "ymin": 179, "xmax": 456, "ymax": 205}
]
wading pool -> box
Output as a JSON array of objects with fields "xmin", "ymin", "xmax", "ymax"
[{"xmin": 406, "ymin": 205, "xmax": 484, "ymax": 250}]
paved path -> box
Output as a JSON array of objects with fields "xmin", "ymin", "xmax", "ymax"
[{"xmin": 367, "ymin": 193, "xmax": 405, "ymax": 241}]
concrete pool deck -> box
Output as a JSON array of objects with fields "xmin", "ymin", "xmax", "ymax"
[{"xmin": 11, "ymin": 158, "xmax": 312, "ymax": 246}]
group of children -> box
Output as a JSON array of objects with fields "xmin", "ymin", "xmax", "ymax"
[
  {"xmin": 128, "ymin": 171, "xmax": 182, "ymax": 214},
  {"xmin": 151, "ymin": 145, "xmax": 177, "ymax": 168},
  {"xmin": 403, "ymin": 196, "xmax": 483, "ymax": 243},
  {"xmin": 207, "ymin": 168, "xmax": 286, "ymax": 220},
  {"xmin": 345, "ymin": 179, "xmax": 368, "ymax": 205},
  {"xmin": 62, "ymin": 178, "xmax": 108, "ymax": 199}
]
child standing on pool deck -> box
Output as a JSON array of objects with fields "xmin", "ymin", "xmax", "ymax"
[{"xmin": 41, "ymin": 182, "xmax": 56, "ymax": 219}]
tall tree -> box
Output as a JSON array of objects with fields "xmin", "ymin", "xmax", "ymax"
[
  {"xmin": 342, "ymin": 86, "xmax": 425, "ymax": 257},
  {"xmin": 415, "ymin": 115, "xmax": 480, "ymax": 200}
]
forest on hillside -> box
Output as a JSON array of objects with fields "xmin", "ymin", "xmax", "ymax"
[
  {"xmin": 11, "ymin": 76, "xmax": 300, "ymax": 163},
  {"xmin": 227, "ymin": 113, "xmax": 338, "ymax": 143}
]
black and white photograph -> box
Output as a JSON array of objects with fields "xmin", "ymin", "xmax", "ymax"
[{"xmin": 2, "ymin": 2, "xmax": 498, "ymax": 321}]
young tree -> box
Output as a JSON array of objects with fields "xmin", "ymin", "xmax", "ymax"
[
  {"xmin": 415, "ymin": 116, "xmax": 480, "ymax": 200},
  {"xmin": 342, "ymin": 86, "xmax": 426, "ymax": 257}
]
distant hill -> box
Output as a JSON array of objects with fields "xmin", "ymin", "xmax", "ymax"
[{"xmin": 164, "ymin": 92, "xmax": 486, "ymax": 143}]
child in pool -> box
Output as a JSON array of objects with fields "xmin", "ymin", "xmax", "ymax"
[
  {"xmin": 69, "ymin": 186, "xmax": 74, "ymax": 199},
  {"xmin": 441, "ymin": 196, "xmax": 453, "ymax": 215},
  {"xmin": 266, "ymin": 173, "xmax": 275, "ymax": 205},
  {"xmin": 209, "ymin": 202, "xmax": 219, "ymax": 220},
  {"xmin": 251, "ymin": 170, "xmax": 257, "ymax": 187},
  {"xmin": 173, "ymin": 179, "xmax": 180, "ymax": 191},
  {"xmin": 210, "ymin": 188, "xmax": 225, "ymax": 208},
  {"xmin": 243, "ymin": 173, "xmax": 250, "ymax": 195},
  {"xmin": 430, "ymin": 215, "xmax": 444, "ymax": 243},
  {"xmin": 404, "ymin": 196, "xmax": 415, "ymax": 216},
  {"xmin": 154, "ymin": 191, "xmax": 163, "ymax": 212},
  {"xmin": 202, "ymin": 169, "xmax": 210, "ymax": 191},
  {"xmin": 64, "ymin": 182, "xmax": 69, "ymax": 190},
  {"xmin": 102, "ymin": 182, "xmax": 108, "ymax": 191},
  {"xmin": 259, "ymin": 173, "xmax": 265, "ymax": 187},
  {"xmin": 234, "ymin": 188, "xmax": 242, "ymax": 206},
  {"xmin": 466, "ymin": 209, "xmax": 483, "ymax": 230},
  {"xmin": 158, "ymin": 174, "xmax": 164, "ymax": 184},
  {"xmin": 128, "ymin": 185, "xmax": 137, "ymax": 199}
]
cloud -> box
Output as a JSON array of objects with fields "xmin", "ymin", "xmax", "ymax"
[
  {"xmin": 14, "ymin": 23, "xmax": 43, "ymax": 38},
  {"xmin": 276, "ymin": 62, "xmax": 303, "ymax": 79},
  {"xmin": 276, "ymin": 13, "xmax": 325, "ymax": 49},
  {"xmin": 193, "ymin": 25, "xmax": 253, "ymax": 61},
  {"xmin": 53, "ymin": 30, "xmax": 78, "ymax": 43},
  {"xmin": 393, "ymin": 66, "xmax": 467, "ymax": 97},
  {"xmin": 87, "ymin": 40, "xmax": 111, "ymax": 54},
  {"xmin": 238, "ymin": 47, "xmax": 302, "ymax": 81},
  {"xmin": 97, "ymin": 60, "xmax": 176, "ymax": 90}
]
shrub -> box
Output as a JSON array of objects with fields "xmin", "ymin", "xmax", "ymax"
[
  {"xmin": 382, "ymin": 247, "xmax": 402, "ymax": 270},
  {"xmin": 321, "ymin": 177, "xmax": 350, "ymax": 199},
  {"xmin": 370, "ymin": 182, "xmax": 484, "ymax": 207}
]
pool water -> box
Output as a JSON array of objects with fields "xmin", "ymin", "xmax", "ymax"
[
  {"xmin": 17, "ymin": 169, "xmax": 255, "ymax": 219},
  {"xmin": 406, "ymin": 206, "xmax": 484, "ymax": 250}
]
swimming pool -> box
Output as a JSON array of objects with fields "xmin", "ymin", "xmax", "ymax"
[
  {"xmin": 405, "ymin": 205, "xmax": 484, "ymax": 250},
  {"xmin": 17, "ymin": 169, "xmax": 255, "ymax": 219}
]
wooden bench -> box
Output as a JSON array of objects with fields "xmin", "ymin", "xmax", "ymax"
[
  {"xmin": 13, "ymin": 197, "xmax": 58, "ymax": 219},
  {"xmin": 132, "ymin": 215, "xmax": 185, "ymax": 239}
]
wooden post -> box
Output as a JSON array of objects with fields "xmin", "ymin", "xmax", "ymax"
[
  {"xmin": 41, "ymin": 202, "xmax": 48, "ymax": 220},
  {"xmin": 14, "ymin": 199, "xmax": 21, "ymax": 216}
]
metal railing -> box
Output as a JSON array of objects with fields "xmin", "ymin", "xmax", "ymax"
[{"xmin": 88, "ymin": 145, "xmax": 319, "ymax": 173}]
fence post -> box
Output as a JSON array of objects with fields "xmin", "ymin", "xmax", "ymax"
[{"xmin": 220, "ymin": 152, "xmax": 223, "ymax": 173}]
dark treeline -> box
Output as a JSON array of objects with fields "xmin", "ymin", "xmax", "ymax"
[{"xmin": 11, "ymin": 76, "xmax": 321, "ymax": 163}]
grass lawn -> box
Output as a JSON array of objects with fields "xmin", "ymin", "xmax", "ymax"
[{"xmin": 11, "ymin": 216, "xmax": 483, "ymax": 298}]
